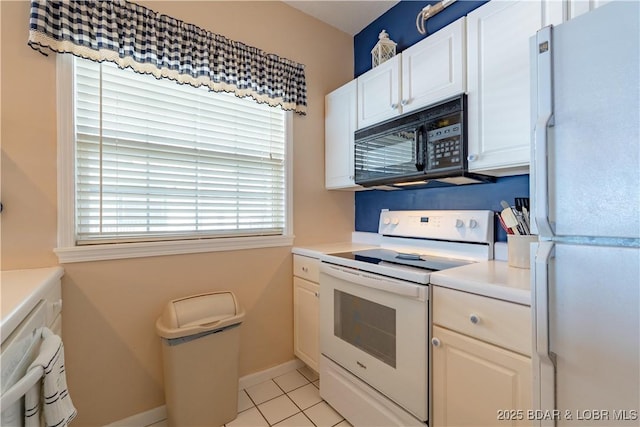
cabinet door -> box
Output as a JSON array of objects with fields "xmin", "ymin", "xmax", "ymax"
[
  {"xmin": 357, "ymin": 55, "xmax": 401, "ymax": 129},
  {"xmin": 432, "ymin": 326, "xmax": 532, "ymax": 427},
  {"xmin": 466, "ymin": 0, "xmax": 561, "ymax": 175},
  {"xmin": 325, "ymin": 80, "xmax": 359, "ymax": 189},
  {"xmin": 566, "ymin": 0, "xmax": 613, "ymax": 20},
  {"xmin": 401, "ymin": 17, "xmax": 466, "ymax": 114},
  {"xmin": 293, "ymin": 277, "xmax": 319, "ymax": 372}
]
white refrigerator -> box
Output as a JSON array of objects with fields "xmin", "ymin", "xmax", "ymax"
[{"xmin": 530, "ymin": 1, "xmax": 639, "ymax": 426}]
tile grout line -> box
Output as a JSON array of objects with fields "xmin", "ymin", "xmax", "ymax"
[
  {"xmin": 205, "ymin": 367, "xmax": 343, "ymax": 427},
  {"xmin": 266, "ymin": 370, "xmax": 315, "ymax": 426},
  {"xmin": 244, "ymin": 373, "xmax": 312, "ymax": 427}
]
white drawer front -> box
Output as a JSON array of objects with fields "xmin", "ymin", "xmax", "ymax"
[
  {"xmin": 432, "ymin": 286, "xmax": 531, "ymax": 356},
  {"xmin": 293, "ymin": 255, "xmax": 320, "ymax": 283}
]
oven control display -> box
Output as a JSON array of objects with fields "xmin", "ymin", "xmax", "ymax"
[{"xmin": 411, "ymin": 215, "xmax": 442, "ymax": 228}]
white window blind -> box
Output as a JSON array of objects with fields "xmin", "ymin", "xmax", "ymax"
[{"xmin": 74, "ymin": 57, "xmax": 287, "ymax": 244}]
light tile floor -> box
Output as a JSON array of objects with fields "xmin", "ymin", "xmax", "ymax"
[{"xmin": 148, "ymin": 365, "xmax": 351, "ymax": 427}]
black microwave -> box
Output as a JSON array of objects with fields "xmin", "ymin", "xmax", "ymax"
[{"xmin": 354, "ymin": 94, "xmax": 493, "ymax": 187}]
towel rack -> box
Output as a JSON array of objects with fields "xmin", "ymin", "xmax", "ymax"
[
  {"xmin": 0, "ymin": 365, "xmax": 44, "ymax": 409},
  {"xmin": 1, "ymin": 327, "xmax": 53, "ymax": 409}
]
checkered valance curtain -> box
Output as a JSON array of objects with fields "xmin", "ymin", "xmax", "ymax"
[{"xmin": 27, "ymin": 0, "xmax": 308, "ymax": 115}]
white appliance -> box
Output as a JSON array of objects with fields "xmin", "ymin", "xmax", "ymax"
[
  {"xmin": 319, "ymin": 210, "xmax": 494, "ymax": 426},
  {"xmin": 531, "ymin": 2, "xmax": 639, "ymax": 426},
  {"xmin": 0, "ymin": 268, "xmax": 64, "ymax": 426}
]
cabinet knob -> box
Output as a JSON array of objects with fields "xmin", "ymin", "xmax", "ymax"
[
  {"xmin": 302, "ymin": 267, "xmax": 308, "ymax": 273},
  {"xmin": 401, "ymin": 99, "xmax": 410, "ymax": 106},
  {"xmin": 469, "ymin": 314, "xmax": 480, "ymax": 325},
  {"xmin": 467, "ymin": 154, "xmax": 478, "ymax": 162},
  {"xmin": 431, "ymin": 337, "xmax": 441, "ymax": 347},
  {"xmin": 315, "ymin": 291, "xmax": 319, "ymax": 298},
  {"xmin": 391, "ymin": 103, "xmax": 399, "ymax": 110}
]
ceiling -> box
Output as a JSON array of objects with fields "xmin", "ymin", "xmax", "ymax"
[{"xmin": 282, "ymin": 1, "xmax": 400, "ymax": 36}]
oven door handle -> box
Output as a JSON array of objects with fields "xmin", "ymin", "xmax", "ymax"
[{"xmin": 320, "ymin": 263, "xmax": 426, "ymax": 300}]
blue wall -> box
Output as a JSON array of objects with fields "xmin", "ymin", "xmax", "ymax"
[
  {"xmin": 355, "ymin": 175, "xmax": 529, "ymax": 242},
  {"xmin": 352, "ymin": 0, "xmax": 529, "ymax": 243},
  {"xmin": 354, "ymin": 0, "xmax": 489, "ymax": 77}
]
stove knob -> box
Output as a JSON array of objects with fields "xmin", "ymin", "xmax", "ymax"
[
  {"xmin": 392, "ymin": 218, "xmax": 400, "ymax": 225},
  {"xmin": 455, "ymin": 219, "xmax": 464, "ymax": 228},
  {"xmin": 383, "ymin": 217, "xmax": 391, "ymax": 225},
  {"xmin": 468, "ymin": 219, "xmax": 478, "ymax": 229}
]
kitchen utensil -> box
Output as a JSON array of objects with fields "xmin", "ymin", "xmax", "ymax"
[{"xmin": 500, "ymin": 207, "xmax": 521, "ymax": 235}]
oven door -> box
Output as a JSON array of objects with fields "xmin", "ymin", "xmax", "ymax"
[{"xmin": 319, "ymin": 263, "xmax": 429, "ymax": 421}]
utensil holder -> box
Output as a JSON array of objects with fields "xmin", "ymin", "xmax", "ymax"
[{"xmin": 507, "ymin": 235, "xmax": 538, "ymax": 269}]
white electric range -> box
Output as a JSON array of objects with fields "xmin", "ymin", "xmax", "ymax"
[{"xmin": 318, "ymin": 209, "xmax": 494, "ymax": 427}]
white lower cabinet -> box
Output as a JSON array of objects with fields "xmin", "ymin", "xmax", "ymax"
[
  {"xmin": 293, "ymin": 255, "xmax": 320, "ymax": 372},
  {"xmin": 431, "ymin": 286, "xmax": 532, "ymax": 427}
]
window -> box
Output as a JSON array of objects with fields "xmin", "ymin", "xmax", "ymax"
[{"xmin": 56, "ymin": 56, "xmax": 293, "ymax": 262}]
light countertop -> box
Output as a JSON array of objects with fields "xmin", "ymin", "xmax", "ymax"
[
  {"xmin": 430, "ymin": 261, "xmax": 531, "ymax": 306},
  {"xmin": 1, "ymin": 267, "xmax": 64, "ymax": 341},
  {"xmin": 293, "ymin": 241, "xmax": 531, "ymax": 305}
]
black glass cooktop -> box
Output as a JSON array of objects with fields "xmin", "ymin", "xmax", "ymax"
[{"xmin": 328, "ymin": 248, "xmax": 470, "ymax": 271}]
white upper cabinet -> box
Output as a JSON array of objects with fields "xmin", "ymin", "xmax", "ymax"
[
  {"xmin": 466, "ymin": 0, "xmax": 562, "ymax": 176},
  {"xmin": 566, "ymin": 0, "xmax": 613, "ymax": 20},
  {"xmin": 357, "ymin": 55, "xmax": 401, "ymax": 129},
  {"xmin": 401, "ymin": 17, "xmax": 466, "ymax": 114},
  {"xmin": 357, "ymin": 17, "xmax": 467, "ymax": 130},
  {"xmin": 325, "ymin": 80, "xmax": 360, "ymax": 190}
]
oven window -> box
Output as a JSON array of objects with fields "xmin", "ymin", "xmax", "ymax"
[{"xmin": 334, "ymin": 290, "xmax": 396, "ymax": 368}]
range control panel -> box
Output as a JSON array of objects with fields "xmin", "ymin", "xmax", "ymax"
[{"xmin": 378, "ymin": 210, "xmax": 494, "ymax": 244}]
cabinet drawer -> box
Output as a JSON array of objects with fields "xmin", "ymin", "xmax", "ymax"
[
  {"xmin": 432, "ymin": 286, "xmax": 531, "ymax": 356},
  {"xmin": 293, "ymin": 255, "xmax": 320, "ymax": 283}
]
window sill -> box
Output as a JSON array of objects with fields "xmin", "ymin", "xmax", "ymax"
[{"xmin": 54, "ymin": 235, "xmax": 295, "ymax": 263}]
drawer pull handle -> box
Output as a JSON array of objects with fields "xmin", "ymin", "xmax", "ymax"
[
  {"xmin": 431, "ymin": 337, "xmax": 441, "ymax": 347},
  {"xmin": 302, "ymin": 267, "xmax": 308, "ymax": 273},
  {"xmin": 469, "ymin": 314, "xmax": 480, "ymax": 325}
]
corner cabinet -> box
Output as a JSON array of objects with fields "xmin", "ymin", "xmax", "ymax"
[
  {"xmin": 466, "ymin": 0, "xmax": 562, "ymax": 176},
  {"xmin": 431, "ymin": 286, "xmax": 532, "ymax": 427},
  {"xmin": 293, "ymin": 255, "xmax": 320, "ymax": 372},
  {"xmin": 325, "ymin": 80, "xmax": 360, "ymax": 190}
]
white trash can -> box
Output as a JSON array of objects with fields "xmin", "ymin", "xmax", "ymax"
[{"xmin": 156, "ymin": 291, "xmax": 244, "ymax": 427}]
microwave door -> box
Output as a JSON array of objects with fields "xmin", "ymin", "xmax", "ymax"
[{"xmin": 354, "ymin": 125, "xmax": 427, "ymax": 186}]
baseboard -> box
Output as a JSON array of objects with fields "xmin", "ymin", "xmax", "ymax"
[
  {"xmin": 104, "ymin": 405, "xmax": 167, "ymax": 426},
  {"xmin": 238, "ymin": 358, "xmax": 304, "ymax": 390},
  {"xmin": 105, "ymin": 358, "xmax": 305, "ymax": 426}
]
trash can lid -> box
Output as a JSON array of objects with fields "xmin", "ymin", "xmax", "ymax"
[{"xmin": 156, "ymin": 291, "xmax": 244, "ymax": 339}]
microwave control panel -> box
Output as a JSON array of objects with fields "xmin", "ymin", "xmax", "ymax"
[{"xmin": 427, "ymin": 122, "xmax": 462, "ymax": 170}]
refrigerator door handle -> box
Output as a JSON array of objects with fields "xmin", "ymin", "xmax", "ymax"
[
  {"xmin": 533, "ymin": 241, "xmax": 556, "ymax": 427},
  {"xmin": 533, "ymin": 26, "xmax": 555, "ymax": 238}
]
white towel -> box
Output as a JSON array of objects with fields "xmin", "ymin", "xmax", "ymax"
[{"xmin": 24, "ymin": 328, "xmax": 77, "ymax": 427}]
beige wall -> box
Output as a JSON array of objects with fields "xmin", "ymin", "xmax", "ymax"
[{"xmin": 1, "ymin": 1, "xmax": 354, "ymax": 424}]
